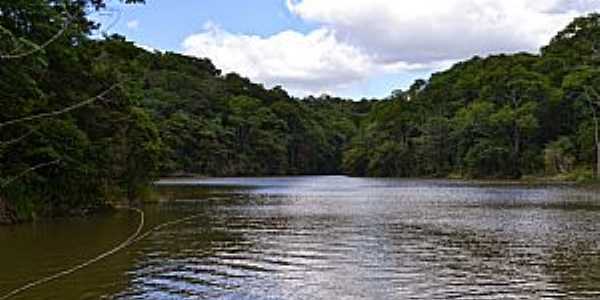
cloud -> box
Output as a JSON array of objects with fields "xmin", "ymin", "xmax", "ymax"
[
  {"xmin": 183, "ymin": 22, "xmax": 379, "ymax": 95},
  {"xmin": 181, "ymin": 1, "xmax": 600, "ymax": 97},
  {"xmin": 126, "ymin": 19, "xmax": 139, "ymax": 30},
  {"xmin": 136, "ymin": 43, "xmax": 159, "ymax": 53},
  {"xmin": 286, "ymin": 0, "xmax": 600, "ymax": 64}
]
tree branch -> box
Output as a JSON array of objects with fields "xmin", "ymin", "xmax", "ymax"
[
  {"xmin": 0, "ymin": 129, "xmax": 35, "ymax": 148},
  {"xmin": 0, "ymin": 9, "xmax": 73, "ymax": 60},
  {"xmin": 0, "ymin": 83, "xmax": 121, "ymax": 129},
  {"xmin": 1, "ymin": 159, "xmax": 60, "ymax": 189}
]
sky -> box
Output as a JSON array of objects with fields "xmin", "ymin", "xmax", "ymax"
[{"xmin": 95, "ymin": 0, "xmax": 600, "ymax": 99}]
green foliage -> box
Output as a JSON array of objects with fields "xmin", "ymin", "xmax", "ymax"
[
  {"xmin": 544, "ymin": 137, "xmax": 576, "ymax": 176},
  {"xmin": 463, "ymin": 140, "xmax": 511, "ymax": 178},
  {"xmin": 0, "ymin": 0, "xmax": 367, "ymax": 221},
  {"xmin": 3, "ymin": 2, "xmax": 600, "ymax": 222},
  {"xmin": 342, "ymin": 14, "xmax": 600, "ymax": 180},
  {"xmin": 557, "ymin": 167, "xmax": 595, "ymax": 183},
  {"xmin": 0, "ymin": 1, "xmax": 158, "ymax": 220},
  {"xmin": 137, "ymin": 52, "xmax": 362, "ymax": 177}
]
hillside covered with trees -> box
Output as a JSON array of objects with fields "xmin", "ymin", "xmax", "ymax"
[
  {"xmin": 1, "ymin": 1, "xmax": 600, "ymax": 223},
  {"xmin": 0, "ymin": 0, "xmax": 370, "ymax": 222},
  {"xmin": 342, "ymin": 15, "xmax": 600, "ymax": 180}
]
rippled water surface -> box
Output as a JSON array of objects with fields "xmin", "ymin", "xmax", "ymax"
[{"xmin": 2, "ymin": 176, "xmax": 600, "ymax": 299}]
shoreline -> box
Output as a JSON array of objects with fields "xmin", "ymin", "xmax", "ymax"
[
  {"xmin": 3, "ymin": 176, "xmax": 597, "ymax": 226},
  {"xmin": 156, "ymin": 174, "xmax": 592, "ymax": 186}
]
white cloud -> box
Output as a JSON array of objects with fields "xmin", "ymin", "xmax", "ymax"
[
  {"xmin": 181, "ymin": 1, "xmax": 600, "ymax": 96},
  {"xmin": 136, "ymin": 43, "xmax": 159, "ymax": 53},
  {"xmin": 183, "ymin": 23, "xmax": 377, "ymax": 95},
  {"xmin": 126, "ymin": 20, "xmax": 140, "ymax": 30},
  {"xmin": 286, "ymin": 0, "xmax": 600, "ymax": 64}
]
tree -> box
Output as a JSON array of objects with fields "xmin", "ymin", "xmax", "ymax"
[
  {"xmin": 584, "ymin": 88, "xmax": 600, "ymax": 179},
  {"xmin": 563, "ymin": 67, "xmax": 600, "ymax": 178},
  {"xmin": 0, "ymin": 0, "xmax": 149, "ymax": 221}
]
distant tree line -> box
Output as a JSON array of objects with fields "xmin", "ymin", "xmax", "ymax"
[
  {"xmin": 343, "ymin": 14, "xmax": 600, "ymax": 180},
  {"xmin": 1, "ymin": 1, "xmax": 599, "ymax": 222}
]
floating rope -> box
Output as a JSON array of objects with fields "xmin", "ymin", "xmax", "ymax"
[
  {"xmin": 132, "ymin": 212, "xmax": 204, "ymax": 244},
  {"xmin": 0, "ymin": 207, "xmax": 205, "ymax": 300},
  {"xmin": 0, "ymin": 207, "xmax": 144, "ymax": 300}
]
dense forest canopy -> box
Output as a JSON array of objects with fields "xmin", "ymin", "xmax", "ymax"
[
  {"xmin": 1, "ymin": 1, "xmax": 600, "ymax": 222},
  {"xmin": 343, "ymin": 15, "xmax": 600, "ymax": 180}
]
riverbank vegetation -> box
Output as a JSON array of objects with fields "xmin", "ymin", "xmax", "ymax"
[
  {"xmin": 1, "ymin": 1, "xmax": 600, "ymax": 222},
  {"xmin": 343, "ymin": 19, "xmax": 600, "ymax": 180}
]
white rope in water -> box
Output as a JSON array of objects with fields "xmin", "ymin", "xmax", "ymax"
[
  {"xmin": 0, "ymin": 207, "xmax": 205, "ymax": 300},
  {"xmin": 0, "ymin": 208, "xmax": 145, "ymax": 300},
  {"xmin": 133, "ymin": 213, "xmax": 204, "ymax": 244}
]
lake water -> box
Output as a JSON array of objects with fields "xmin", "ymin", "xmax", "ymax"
[{"xmin": 2, "ymin": 176, "xmax": 600, "ymax": 299}]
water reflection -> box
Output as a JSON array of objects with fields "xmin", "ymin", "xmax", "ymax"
[
  {"xmin": 117, "ymin": 177, "xmax": 600, "ymax": 299},
  {"xmin": 2, "ymin": 177, "xmax": 600, "ymax": 299}
]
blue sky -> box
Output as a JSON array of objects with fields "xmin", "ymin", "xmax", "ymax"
[
  {"xmin": 96, "ymin": 0, "xmax": 599, "ymax": 99},
  {"xmin": 97, "ymin": 0, "xmax": 315, "ymax": 51}
]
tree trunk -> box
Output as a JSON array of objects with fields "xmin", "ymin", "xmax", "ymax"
[
  {"xmin": 597, "ymin": 142, "xmax": 600, "ymax": 179},
  {"xmin": 0, "ymin": 197, "xmax": 17, "ymax": 225},
  {"xmin": 586, "ymin": 92, "xmax": 600, "ymax": 179},
  {"xmin": 510, "ymin": 91, "xmax": 522, "ymax": 179},
  {"xmin": 513, "ymin": 127, "xmax": 521, "ymax": 178},
  {"xmin": 594, "ymin": 107, "xmax": 599, "ymax": 179}
]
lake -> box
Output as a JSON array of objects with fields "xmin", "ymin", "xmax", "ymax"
[{"xmin": 2, "ymin": 176, "xmax": 600, "ymax": 299}]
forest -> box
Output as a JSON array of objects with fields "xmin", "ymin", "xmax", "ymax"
[{"xmin": 1, "ymin": 0, "xmax": 600, "ymax": 222}]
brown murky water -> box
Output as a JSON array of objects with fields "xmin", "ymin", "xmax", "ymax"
[{"xmin": 2, "ymin": 176, "xmax": 600, "ymax": 299}]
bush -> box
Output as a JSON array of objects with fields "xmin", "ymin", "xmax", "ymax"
[
  {"xmin": 464, "ymin": 140, "xmax": 512, "ymax": 178},
  {"xmin": 544, "ymin": 137, "xmax": 576, "ymax": 176},
  {"xmin": 561, "ymin": 167, "xmax": 595, "ymax": 183}
]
